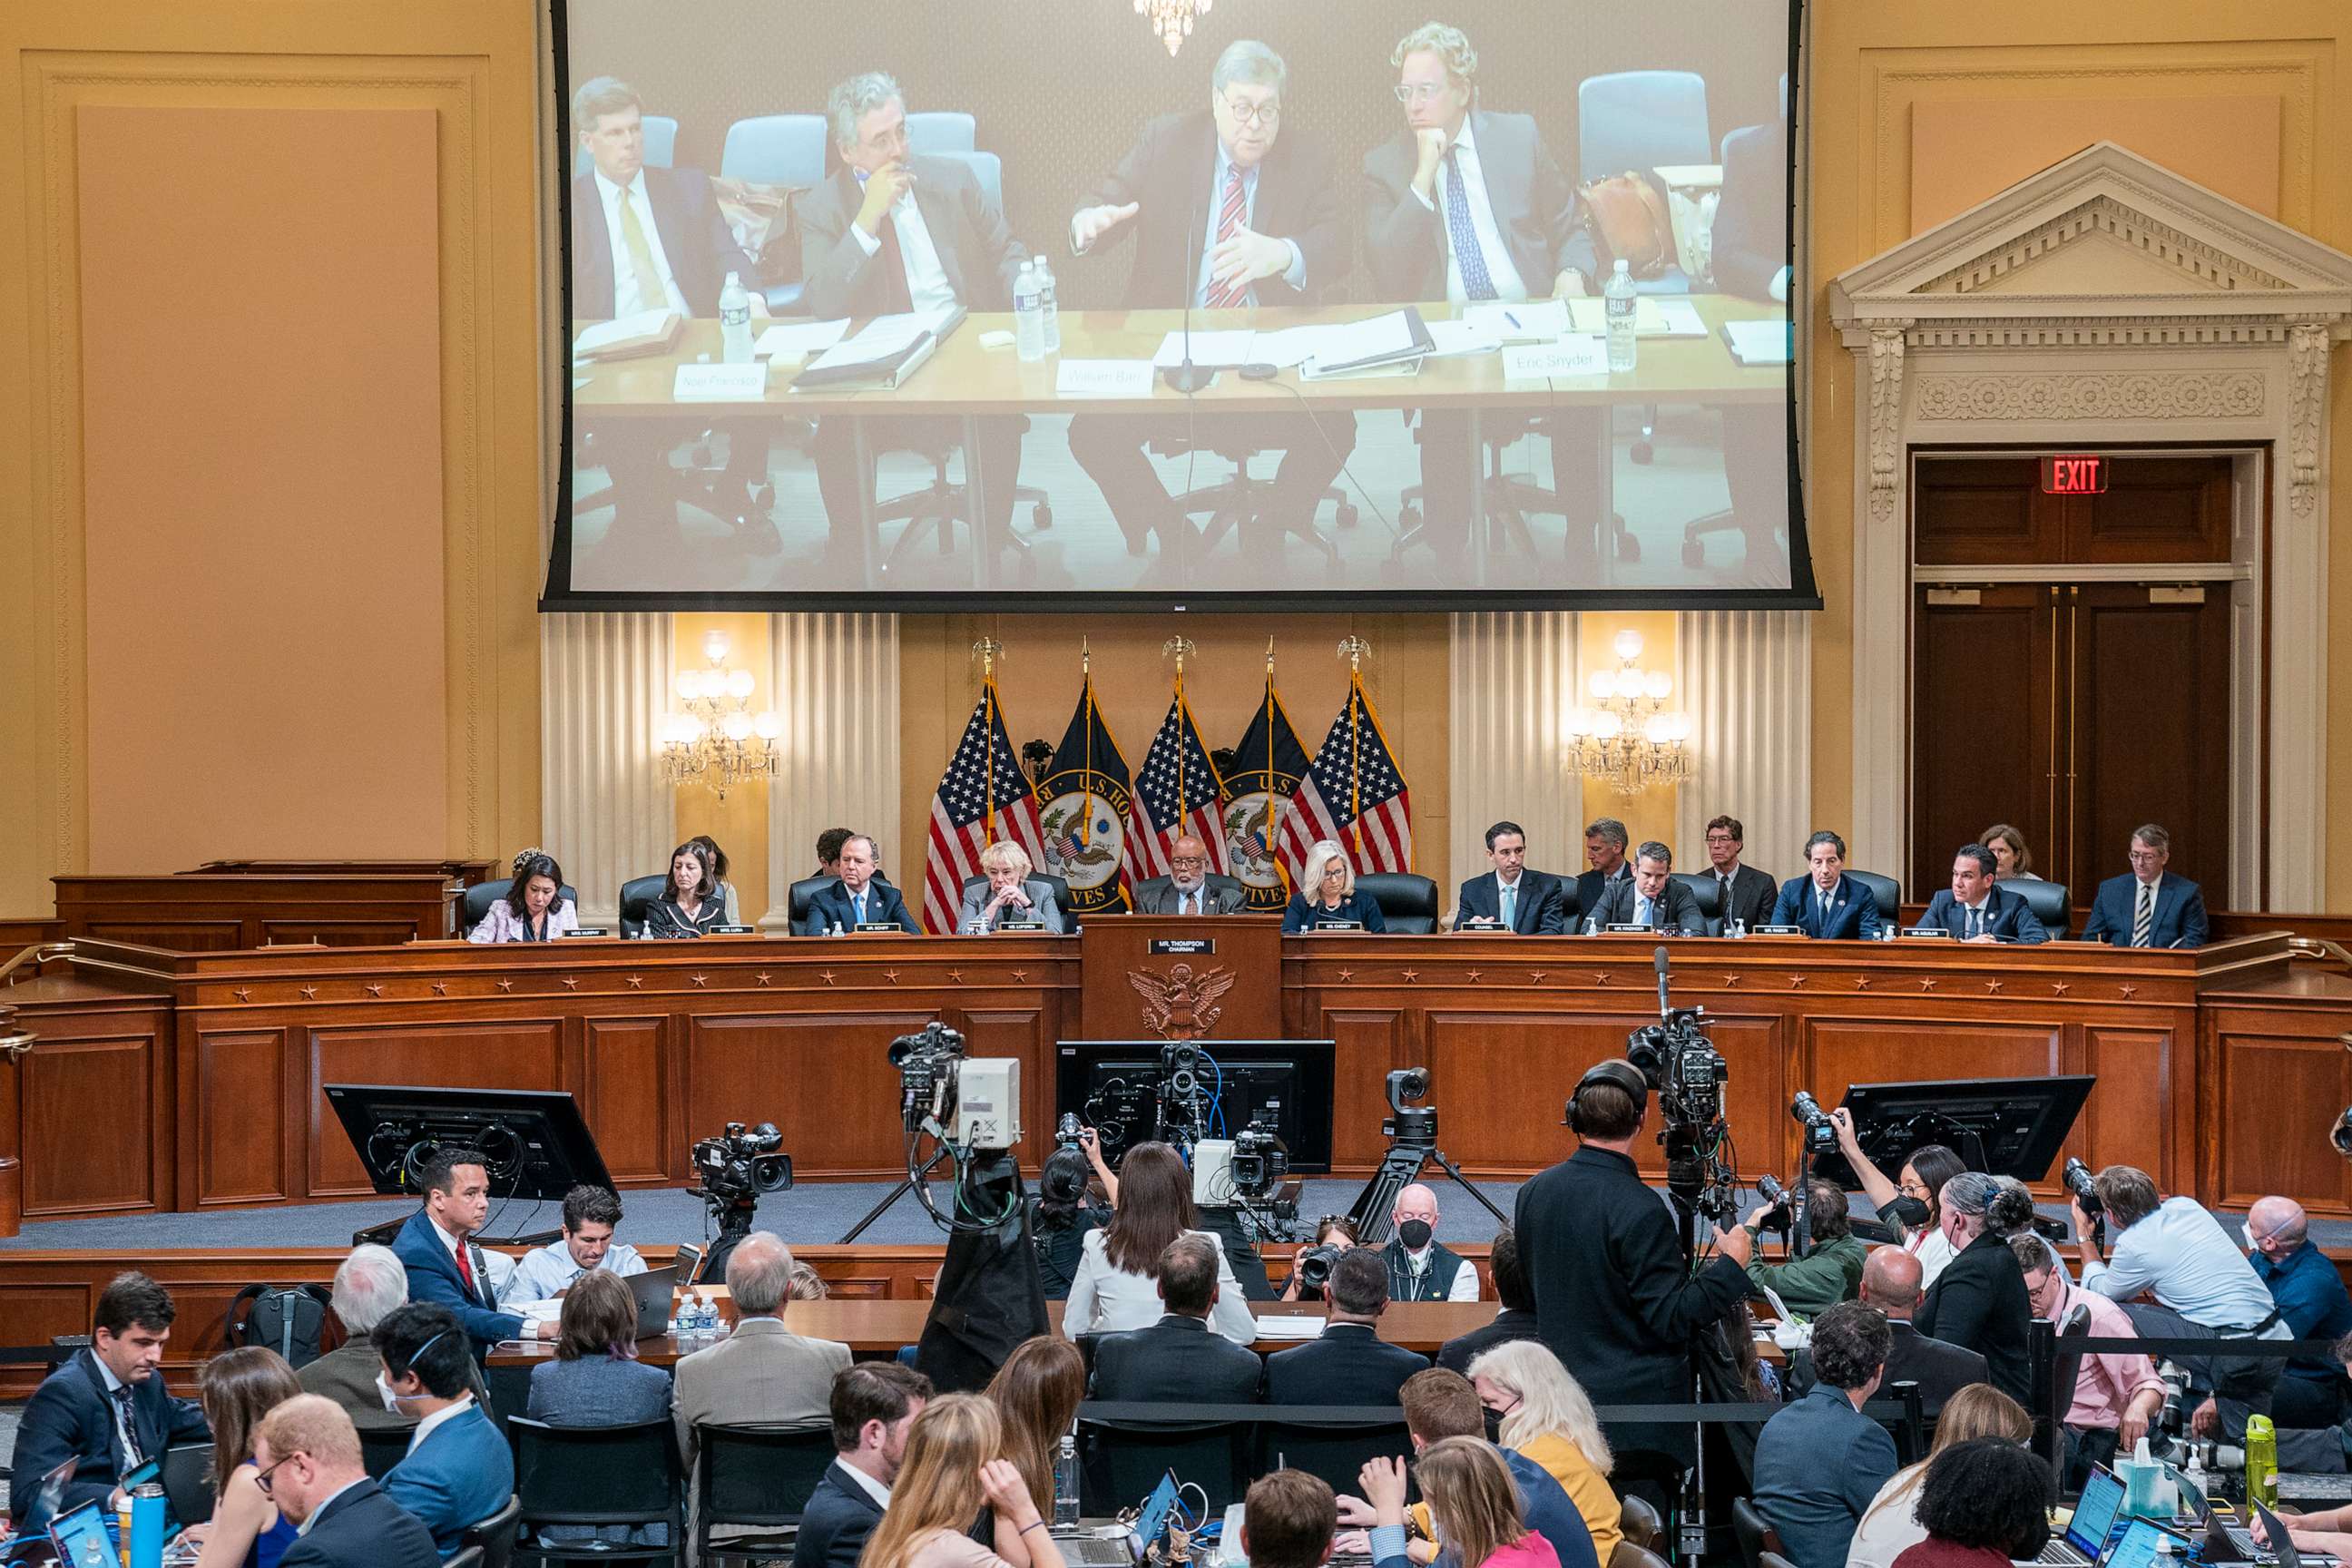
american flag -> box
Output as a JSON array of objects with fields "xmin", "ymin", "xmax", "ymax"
[
  {"xmin": 922, "ymin": 681, "xmax": 1049, "ymax": 935},
  {"xmin": 1277, "ymin": 672, "xmax": 1413, "ymax": 883},
  {"xmin": 1124, "ymin": 686, "xmax": 1229, "ymax": 881}
]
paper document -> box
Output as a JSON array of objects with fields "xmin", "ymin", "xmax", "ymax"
[
  {"xmin": 1304, "ymin": 309, "xmax": 1421, "ymax": 368},
  {"xmin": 752, "ymin": 318, "xmax": 850, "ymax": 359},
  {"xmin": 1251, "ymin": 1315, "xmax": 1326, "ymax": 1339},
  {"xmin": 1152, "ymin": 329, "xmax": 1257, "ymax": 368},
  {"xmin": 1567, "ymin": 296, "xmax": 1704, "ymax": 336},
  {"xmin": 573, "ymin": 309, "xmax": 680, "ymax": 357},
  {"xmin": 1055, "ymin": 359, "xmax": 1155, "ymax": 398},
  {"xmin": 1502, "ymin": 336, "xmax": 1609, "ymax": 380},
  {"xmin": 1464, "ymin": 299, "xmax": 1566, "ymax": 341},
  {"xmin": 1250, "ymin": 325, "xmax": 1335, "ymax": 369},
  {"xmin": 1722, "ymin": 318, "xmax": 1792, "ymax": 365},
  {"xmin": 1424, "ymin": 318, "xmax": 1504, "ymax": 358},
  {"xmin": 803, "ymin": 310, "xmax": 946, "ymax": 373}
]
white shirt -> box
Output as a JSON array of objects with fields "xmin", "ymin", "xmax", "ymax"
[
  {"xmin": 1409, "ymin": 118, "xmax": 1530, "ymax": 304},
  {"xmin": 504, "ymin": 1238, "xmax": 648, "ymax": 1305},
  {"xmin": 2083, "ymin": 1195, "xmax": 2287, "ymax": 1332},
  {"xmin": 593, "ymin": 170, "xmax": 688, "ymax": 318},
  {"xmin": 1192, "ymin": 145, "xmax": 1307, "ymax": 307},
  {"xmin": 1400, "ymin": 1245, "xmax": 1482, "ymax": 1302},
  {"xmin": 1061, "ymin": 1227, "xmax": 1259, "ymax": 1346},
  {"xmin": 841, "ymin": 1460, "xmax": 893, "ymax": 1510},
  {"xmin": 1907, "ymin": 1225, "xmax": 1957, "ymax": 1292},
  {"xmin": 92, "ymin": 1354, "xmax": 142, "ymax": 1469},
  {"xmin": 848, "ymin": 172, "xmax": 959, "ymax": 317},
  {"xmin": 407, "ymin": 1393, "xmax": 477, "ymax": 1455}
]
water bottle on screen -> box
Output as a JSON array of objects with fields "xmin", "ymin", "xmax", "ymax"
[
  {"xmin": 1604, "ymin": 259, "xmax": 1637, "ymax": 373},
  {"xmin": 1036, "ymin": 257, "xmax": 1062, "ymax": 355},
  {"xmin": 719, "ymin": 271, "xmax": 754, "ymax": 365},
  {"xmin": 1014, "ymin": 260, "xmax": 1044, "ymax": 363}
]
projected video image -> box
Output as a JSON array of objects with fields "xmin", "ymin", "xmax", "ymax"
[{"xmin": 556, "ymin": 0, "xmax": 1798, "ymax": 605}]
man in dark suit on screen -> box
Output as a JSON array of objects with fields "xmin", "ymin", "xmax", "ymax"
[
  {"xmin": 1591, "ymin": 841, "xmax": 1707, "ymax": 936},
  {"xmin": 1065, "ymin": 40, "xmax": 1356, "ymax": 565},
  {"xmin": 1455, "ymin": 819, "xmax": 1569, "ymax": 934},
  {"xmin": 1362, "ymin": 23, "xmax": 1602, "ymax": 570},
  {"xmin": 570, "ymin": 75, "xmax": 774, "ymax": 546},
  {"xmin": 797, "ymin": 73, "xmax": 1030, "ymax": 564},
  {"xmin": 1702, "ymin": 814, "xmax": 1780, "ymax": 931},
  {"xmin": 1916, "ymin": 843, "xmax": 2049, "ymax": 943}
]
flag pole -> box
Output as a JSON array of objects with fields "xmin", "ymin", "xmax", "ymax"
[
  {"xmin": 1162, "ymin": 636, "xmax": 1196, "ymax": 819},
  {"xmin": 1338, "ymin": 636, "xmax": 1372, "ymax": 860},
  {"xmin": 975, "ymin": 638, "xmax": 1004, "ymax": 841},
  {"xmin": 1079, "ymin": 639, "xmax": 1093, "ymax": 848}
]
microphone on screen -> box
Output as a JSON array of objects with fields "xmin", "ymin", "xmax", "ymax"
[
  {"xmin": 1162, "ymin": 187, "xmax": 1210, "ymax": 395},
  {"xmin": 1654, "ymin": 945, "xmax": 1673, "ymax": 1020}
]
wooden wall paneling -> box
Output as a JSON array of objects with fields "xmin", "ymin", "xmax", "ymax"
[
  {"xmin": 1914, "ymin": 456, "xmax": 2053, "ymax": 565},
  {"xmin": 190, "ymin": 1028, "xmax": 290, "ymax": 1208},
  {"xmin": 2071, "ymin": 586, "xmax": 2235, "ymax": 896},
  {"xmin": 303, "ymin": 1018, "xmax": 568, "ymax": 1200},
  {"xmin": 687, "ymin": 1012, "xmax": 940, "ymax": 1181},
  {"xmin": 2080, "ymin": 1025, "xmax": 2181, "ymax": 1191},
  {"xmin": 2200, "ymin": 993, "xmax": 2352, "ymax": 1217},
  {"xmin": 1312, "ymin": 1009, "xmax": 1408, "ymax": 1175},
  {"xmin": 582, "ymin": 1014, "xmax": 671, "ymax": 1186},
  {"xmin": 21, "ymin": 1024, "xmax": 166, "ymax": 1216},
  {"xmin": 2073, "ymin": 456, "xmax": 2234, "ymax": 563}
]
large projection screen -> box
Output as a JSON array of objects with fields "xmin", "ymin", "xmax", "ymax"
[{"xmin": 544, "ymin": 0, "xmax": 1808, "ymax": 611}]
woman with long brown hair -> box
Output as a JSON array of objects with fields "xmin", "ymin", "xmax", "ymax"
[
  {"xmin": 1061, "ymin": 1141, "xmax": 1257, "ymax": 1343},
  {"xmin": 860, "ymin": 1394, "xmax": 1071, "ymax": 1568},
  {"xmin": 985, "ymin": 1337, "xmax": 1086, "ymax": 1516},
  {"xmin": 1847, "ymin": 1384, "xmax": 2034, "ymax": 1568},
  {"xmin": 190, "ymin": 1347, "xmax": 304, "ymax": 1568}
]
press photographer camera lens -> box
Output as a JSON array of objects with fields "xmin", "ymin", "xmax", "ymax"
[
  {"xmin": 2063, "ymin": 1156, "xmax": 2101, "ymax": 1213},
  {"xmin": 1294, "ymin": 1243, "xmax": 1342, "ymax": 1293},
  {"xmin": 1790, "ymin": 1091, "xmax": 1838, "ymax": 1155}
]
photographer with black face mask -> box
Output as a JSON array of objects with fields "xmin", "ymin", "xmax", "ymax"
[
  {"xmin": 1029, "ymin": 1125, "xmax": 1118, "ymax": 1300},
  {"xmin": 1383, "ymin": 1183, "xmax": 1481, "ymax": 1303}
]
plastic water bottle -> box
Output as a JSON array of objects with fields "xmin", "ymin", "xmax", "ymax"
[
  {"xmin": 719, "ymin": 271, "xmax": 754, "ymax": 364},
  {"xmin": 1035, "ymin": 257, "xmax": 1062, "ymax": 355},
  {"xmin": 1604, "ymin": 258, "xmax": 1637, "ymax": 373},
  {"xmin": 1054, "ymin": 1431, "xmax": 1081, "ymax": 1527},
  {"xmin": 1014, "ymin": 260, "xmax": 1044, "ymax": 363}
]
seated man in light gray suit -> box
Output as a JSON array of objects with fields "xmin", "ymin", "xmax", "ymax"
[
  {"xmin": 957, "ymin": 840, "xmax": 1068, "ymax": 933},
  {"xmin": 1132, "ymin": 834, "xmax": 1245, "ymax": 916},
  {"xmin": 673, "ymin": 1233, "xmax": 851, "ymax": 1556},
  {"xmin": 1363, "ymin": 23, "xmax": 1600, "ymax": 573},
  {"xmin": 798, "ymin": 72, "xmax": 1028, "ymax": 560}
]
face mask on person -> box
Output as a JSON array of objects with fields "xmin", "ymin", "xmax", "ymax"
[
  {"xmin": 1886, "ymin": 1196, "xmax": 1931, "ymax": 1230},
  {"xmin": 1397, "ymin": 1220, "xmax": 1434, "ymax": 1250},
  {"xmin": 376, "ymin": 1328, "xmax": 451, "ymax": 1411}
]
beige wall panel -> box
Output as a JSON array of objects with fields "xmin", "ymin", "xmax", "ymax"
[{"xmin": 1911, "ymin": 95, "xmax": 2283, "ymax": 231}]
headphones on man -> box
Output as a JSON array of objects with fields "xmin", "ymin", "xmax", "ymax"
[{"xmin": 1564, "ymin": 1058, "xmax": 1650, "ymax": 1134}]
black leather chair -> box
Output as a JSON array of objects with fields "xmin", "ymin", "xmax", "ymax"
[
  {"xmin": 1845, "ymin": 869, "xmax": 1903, "ymax": 921},
  {"xmin": 691, "ymin": 1421, "xmax": 835, "ymax": 1564},
  {"xmin": 1251, "ymin": 1419, "xmax": 1411, "ymax": 1502},
  {"xmin": 2010, "ymin": 877, "xmax": 2072, "ymax": 938},
  {"xmin": 1612, "ymin": 1544, "xmax": 1672, "ymax": 1568},
  {"xmin": 1356, "ymin": 872, "xmax": 1441, "ymax": 934},
  {"xmin": 1617, "ymin": 1494, "xmax": 1664, "ymax": 1553},
  {"xmin": 616, "ymin": 874, "xmax": 668, "ymax": 938},
  {"xmin": 359, "ymin": 1421, "xmax": 417, "ymax": 1481},
  {"xmin": 956, "ymin": 873, "xmax": 1078, "ymax": 931},
  {"xmin": 463, "ymin": 878, "xmax": 583, "ymax": 935},
  {"xmin": 461, "ymin": 1494, "xmax": 523, "ymax": 1568},
  {"xmin": 1079, "ymin": 1417, "xmax": 1250, "ymax": 1516},
  {"xmin": 787, "ymin": 875, "xmax": 838, "ymax": 930},
  {"xmin": 508, "ymin": 1416, "xmax": 683, "ymax": 1565},
  {"xmin": 1670, "ymin": 871, "xmax": 1726, "ymax": 935},
  {"xmin": 1730, "ymin": 1494, "xmax": 1781, "ymax": 1568}
]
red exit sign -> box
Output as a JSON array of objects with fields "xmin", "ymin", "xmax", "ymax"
[{"xmin": 2042, "ymin": 455, "xmax": 2109, "ymax": 495}]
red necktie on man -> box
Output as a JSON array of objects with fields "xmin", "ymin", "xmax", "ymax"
[{"xmin": 1204, "ymin": 164, "xmax": 1250, "ymax": 309}]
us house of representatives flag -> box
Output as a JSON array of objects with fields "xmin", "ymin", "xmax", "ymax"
[
  {"xmin": 1277, "ymin": 671, "xmax": 1414, "ymax": 884},
  {"xmin": 1035, "ymin": 670, "xmax": 1134, "ymax": 918},
  {"xmin": 1222, "ymin": 671, "xmax": 1313, "ymax": 913}
]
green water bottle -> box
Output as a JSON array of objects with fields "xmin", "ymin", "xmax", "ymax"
[{"xmin": 2245, "ymin": 1414, "xmax": 2278, "ymax": 1510}]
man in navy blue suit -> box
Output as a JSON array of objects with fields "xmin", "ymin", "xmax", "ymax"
[
  {"xmin": 376, "ymin": 1302, "xmax": 513, "ymax": 1558},
  {"xmin": 1455, "ymin": 820, "xmax": 1570, "ymax": 934},
  {"xmin": 1769, "ymin": 831, "xmax": 1883, "ymax": 939},
  {"xmin": 6, "ymin": 1272, "xmax": 210, "ymax": 1530},
  {"xmin": 1916, "ymin": 844, "xmax": 2048, "ymax": 944},
  {"xmin": 2081, "ymin": 823, "xmax": 2210, "ymax": 949},
  {"xmin": 793, "ymin": 1363, "xmax": 933, "ymax": 1568},
  {"xmin": 391, "ymin": 1149, "xmax": 553, "ymax": 1355},
  {"xmin": 801, "ymin": 835, "xmax": 920, "ymax": 934},
  {"xmin": 258, "ymin": 1396, "xmax": 441, "ymax": 1568}
]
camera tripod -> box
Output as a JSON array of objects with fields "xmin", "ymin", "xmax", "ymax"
[
  {"xmin": 1341, "ymin": 1135, "xmax": 1511, "ymax": 1244},
  {"xmin": 838, "ymin": 1145, "xmax": 951, "ymax": 1244},
  {"xmin": 691, "ymin": 1186, "xmax": 765, "ymax": 1285}
]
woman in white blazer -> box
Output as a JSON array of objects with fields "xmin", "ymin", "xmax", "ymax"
[{"xmin": 1062, "ymin": 1141, "xmax": 1258, "ymax": 1345}]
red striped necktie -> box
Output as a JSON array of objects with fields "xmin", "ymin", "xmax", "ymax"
[{"xmin": 1204, "ymin": 164, "xmax": 1250, "ymax": 309}]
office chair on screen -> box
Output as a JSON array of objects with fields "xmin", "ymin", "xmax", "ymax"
[
  {"xmin": 719, "ymin": 113, "xmax": 828, "ymax": 314},
  {"xmin": 571, "ymin": 114, "xmax": 678, "ymax": 179},
  {"xmin": 1389, "ymin": 413, "xmax": 1636, "ymax": 572},
  {"xmin": 1577, "ymin": 70, "xmax": 1710, "ymax": 466},
  {"xmin": 903, "ymin": 111, "xmax": 976, "ymax": 154}
]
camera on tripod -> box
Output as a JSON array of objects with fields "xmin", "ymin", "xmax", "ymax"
[
  {"xmin": 888, "ymin": 1021, "xmax": 1022, "ymax": 1150},
  {"xmin": 691, "ymin": 1122, "xmax": 793, "ymax": 1203},
  {"xmin": 1230, "ymin": 1120, "xmax": 1289, "ymax": 1198},
  {"xmin": 1626, "ymin": 949, "xmax": 1738, "ymax": 1231},
  {"xmin": 1382, "ymin": 1068, "xmax": 1437, "ymax": 1148}
]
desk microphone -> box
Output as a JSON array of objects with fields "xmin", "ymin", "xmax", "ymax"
[
  {"xmin": 1654, "ymin": 945, "xmax": 1673, "ymax": 1020},
  {"xmin": 1162, "ymin": 186, "xmax": 1210, "ymax": 394}
]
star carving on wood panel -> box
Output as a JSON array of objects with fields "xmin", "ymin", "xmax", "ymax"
[
  {"xmin": 430, "ymin": 981, "xmax": 448, "ymax": 996},
  {"xmin": 755, "ymin": 973, "xmax": 773, "ymax": 987},
  {"xmin": 625, "ymin": 976, "xmax": 643, "ymax": 989},
  {"xmin": 1012, "ymin": 970, "xmax": 1027, "ymax": 983},
  {"xmin": 1337, "ymin": 968, "xmax": 1356, "ymax": 982},
  {"xmin": 1465, "ymin": 970, "xmax": 1483, "ymax": 984},
  {"xmin": 885, "ymin": 969, "xmax": 902, "ymax": 985},
  {"xmin": 1788, "ymin": 975, "xmax": 1808, "ymax": 988},
  {"xmin": 1529, "ymin": 970, "xmax": 1546, "ymax": 984},
  {"xmin": 1721, "ymin": 974, "xmax": 1742, "ymax": 987},
  {"xmin": 948, "ymin": 968, "xmax": 965, "ymax": 983},
  {"xmin": 496, "ymin": 978, "xmax": 514, "ymax": 992},
  {"xmin": 819, "ymin": 970, "xmax": 837, "ymax": 985},
  {"xmin": 232, "ymin": 987, "xmax": 251, "ymax": 1002},
  {"xmin": 365, "ymin": 983, "xmax": 385, "ymax": 997},
  {"xmin": 691, "ymin": 974, "xmax": 710, "ymax": 988},
  {"xmin": 2052, "ymin": 981, "xmax": 2070, "ymax": 996},
  {"xmin": 2120, "ymin": 984, "xmax": 2138, "ymax": 998},
  {"xmin": 1917, "ymin": 977, "xmax": 1936, "ymax": 992},
  {"xmin": 299, "ymin": 985, "xmax": 318, "ymax": 1000},
  {"xmin": 1592, "ymin": 971, "xmax": 1611, "ymax": 985},
  {"xmin": 561, "ymin": 977, "xmax": 579, "ymax": 991},
  {"xmin": 1402, "ymin": 969, "xmax": 1419, "ymax": 984},
  {"xmin": 1854, "ymin": 975, "xmax": 1871, "ymax": 990},
  {"xmin": 1984, "ymin": 978, "xmax": 2004, "ymax": 994}
]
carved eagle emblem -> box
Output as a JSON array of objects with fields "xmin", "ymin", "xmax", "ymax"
[{"xmin": 1127, "ymin": 962, "xmax": 1238, "ymax": 1041}]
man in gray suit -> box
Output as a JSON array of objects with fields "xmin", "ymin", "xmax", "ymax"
[
  {"xmin": 1362, "ymin": 23, "xmax": 1601, "ymax": 570},
  {"xmin": 798, "ymin": 72, "xmax": 1028, "ymax": 560},
  {"xmin": 1132, "ymin": 834, "xmax": 1246, "ymax": 916},
  {"xmin": 673, "ymin": 1233, "xmax": 851, "ymax": 1556},
  {"xmin": 297, "ymin": 1244, "xmax": 412, "ymax": 1432}
]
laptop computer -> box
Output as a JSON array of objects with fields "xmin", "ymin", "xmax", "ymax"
[
  {"xmin": 1055, "ymin": 1467, "xmax": 1182, "ymax": 1567},
  {"xmin": 628, "ymin": 1264, "xmax": 677, "ymax": 1338},
  {"xmin": 44, "ymin": 1500, "xmax": 117, "ymax": 1568},
  {"xmin": 2028, "ymin": 1465, "xmax": 2127, "ymax": 1567},
  {"xmin": 161, "ymin": 1442, "xmax": 216, "ymax": 1529}
]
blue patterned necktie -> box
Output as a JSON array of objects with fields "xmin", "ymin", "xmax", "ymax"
[
  {"xmin": 1499, "ymin": 882, "xmax": 1515, "ymax": 930},
  {"xmin": 1444, "ymin": 148, "xmax": 1497, "ymax": 301}
]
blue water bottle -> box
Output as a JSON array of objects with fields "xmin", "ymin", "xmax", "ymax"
[{"xmin": 130, "ymin": 1481, "xmax": 167, "ymax": 1568}]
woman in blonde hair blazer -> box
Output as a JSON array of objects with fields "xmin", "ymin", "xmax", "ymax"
[{"xmin": 1281, "ymin": 838, "xmax": 1388, "ymax": 933}]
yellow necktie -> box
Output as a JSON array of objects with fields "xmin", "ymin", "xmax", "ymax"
[{"xmin": 616, "ymin": 185, "xmax": 668, "ymax": 314}]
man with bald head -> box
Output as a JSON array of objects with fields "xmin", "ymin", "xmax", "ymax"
[
  {"xmin": 1133, "ymin": 835, "xmax": 1244, "ymax": 916},
  {"xmin": 1791, "ymin": 1246, "xmax": 1985, "ymax": 1408},
  {"xmin": 1381, "ymin": 1184, "xmax": 1479, "ymax": 1302},
  {"xmin": 2250, "ymin": 1196, "xmax": 2352, "ymax": 1427},
  {"xmin": 674, "ymin": 1232, "xmax": 852, "ymax": 1550}
]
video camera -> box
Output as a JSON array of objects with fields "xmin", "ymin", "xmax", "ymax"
[
  {"xmin": 691, "ymin": 1122, "xmax": 792, "ymax": 1204},
  {"xmin": 1626, "ymin": 948, "xmax": 1737, "ymax": 1231},
  {"xmin": 888, "ymin": 1022, "xmax": 1022, "ymax": 1150},
  {"xmin": 1382, "ymin": 1068, "xmax": 1437, "ymax": 1148},
  {"xmin": 1230, "ymin": 1120, "xmax": 1289, "ymax": 1200}
]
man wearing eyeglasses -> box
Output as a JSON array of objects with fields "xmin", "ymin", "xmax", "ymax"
[
  {"xmin": 1362, "ymin": 22, "xmax": 1600, "ymax": 573},
  {"xmin": 1133, "ymin": 834, "xmax": 1245, "ymax": 915},
  {"xmin": 254, "ymin": 1396, "xmax": 441, "ymax": 1568},
  {"xmin": 1066, "ymin": 38, "xmax": 1355, "ymax": 567},
  {"xmin": 2081, "ymin": 823, "xmax": 2210, "ymax": 948}
]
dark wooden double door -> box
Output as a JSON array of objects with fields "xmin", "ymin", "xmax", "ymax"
[{"xmin": 1910, "ymin": 454, "xmax": 2239, "ymax": 906}]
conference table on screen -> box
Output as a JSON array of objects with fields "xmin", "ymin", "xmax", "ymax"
[
  {"xmin": 5, "ymin": 918, "xmax": 2343, "ymax": 1233},
  {"xmin": 572, "ymin": 295, "xmax": 1787, "ymax": 588}
]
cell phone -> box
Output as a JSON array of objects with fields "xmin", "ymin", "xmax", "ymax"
[{"xmin": 120, "ymin": 1458, "xmax": 161, "ymax": 1491}]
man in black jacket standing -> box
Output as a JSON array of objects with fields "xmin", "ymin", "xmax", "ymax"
[
  {"xmin": 794, "ymin": 1363, "xmax": 934, "ymax": 1568},
  {"xmin": 1514, "ymin": 1060, "xmax": 1752, "ymax": 1465}
]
